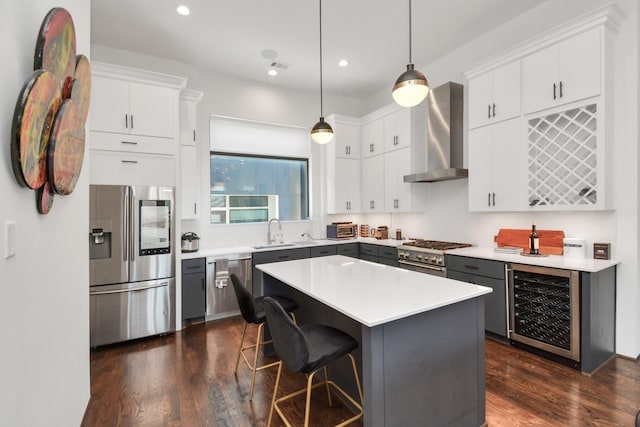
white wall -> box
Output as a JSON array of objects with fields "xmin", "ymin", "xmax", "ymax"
[
  {"xmin": 0, "ymin": 1, "xmax": 90, "ymax": 426},
  {"xmin": 360, "ymin": 0, "xmax": 639, "ymax": 358}
]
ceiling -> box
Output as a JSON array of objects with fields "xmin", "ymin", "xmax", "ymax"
[{"xmin": 91, "ymin": 0, "xmax": 546, "ymax": 100}]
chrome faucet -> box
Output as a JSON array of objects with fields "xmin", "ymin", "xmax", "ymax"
[
  {"xmin": 268, "ymin": 218, "xmax": 283, "ymax": 244},
  {"xmin": 301, "ymin": 232, "xmax": 315, "ymax": 240}
]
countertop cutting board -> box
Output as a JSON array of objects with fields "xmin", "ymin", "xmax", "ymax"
[{"xmin": 494, "ymin": 229, "xmax": 565, "ymax": 255}]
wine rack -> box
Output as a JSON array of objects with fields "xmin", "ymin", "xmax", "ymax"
[{"xmin": 510, "ymin": 264, "xmax": 580, "ymax": 361}]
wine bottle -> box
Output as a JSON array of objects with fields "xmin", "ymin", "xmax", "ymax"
[{"xmin": 529, "ymin": 221, "xmax": 539, "ymax": 255}]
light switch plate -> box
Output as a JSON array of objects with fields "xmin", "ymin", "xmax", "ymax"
[{"xmin": 5, "ymin": 221, "xmax": 16, "ymax": 259}]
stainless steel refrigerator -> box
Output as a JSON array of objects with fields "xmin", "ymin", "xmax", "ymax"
[{"xmin": 89, "ymin": 185, "xmax": 175, "ymax": 347}]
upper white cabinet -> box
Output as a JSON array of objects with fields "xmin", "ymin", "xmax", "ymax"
[
  {"xmin": 468, "ymin": 118, "xmax": 523, "ymax": 211},
  {"xmin": 464, "ymin": 4, "xmax": 622, "ymax": 211},
  {"xmin": 384, "ymin": 148, "xmax": 426, "ymax": 212},
  {"xmin": 361, "ymin": 118, "xmax": 383, "ymax": 158},
  {"xmin": 89, "ymin": 62, "xmax": 187, "ymax": 185},
  {"xmin": 383, "ymin": 108, "xmax": 411, "ymax": 151},
  {"xmin": 326, "ymin": 115, "xmax": 362, "ymax": 214},
  {"xmin": 468, "ymin": 60, "xmax": 521, "ymax": 129},
  {"xmin": 180, "ymin": 89, "xmax": 203, "ymax": 146},
  {"xmin": 522, "ymin": 27, "xmax": 601, "ymax": 115},
  {"xmin": 91, "ymin": 77, "xmax": 179, "ymax": 139},
  {"xmin": 361, "ymin": 154, "xmax": 385, "ymax": 212}
]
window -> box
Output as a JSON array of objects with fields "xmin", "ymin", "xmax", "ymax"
[
  {"xmin": 209, "ymin": 115, "xmax": 311, "ymax": 225},
  {"xmin": 210, "ymin": 153, "xmax": 309, "ymax": 224}
]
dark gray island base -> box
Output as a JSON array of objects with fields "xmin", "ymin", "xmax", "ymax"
[{"xmin": 263, "ymin": 272, "xmax": 487, "ymax": 427}]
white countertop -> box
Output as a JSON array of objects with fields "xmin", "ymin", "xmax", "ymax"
[
  {"xmin": 257, "ymin": 255, "xmax": 492, "ymax": 328},
  {"xmin": 180, "ymin": 237, "xmax": 404, "ymax": 260},
  {"xmin": 448, "ymin": 247, "xmax": 619, "ymax": 273}
]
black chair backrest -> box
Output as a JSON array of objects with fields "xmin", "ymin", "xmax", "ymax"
[
  {"xmin": 263, "ymin": 297, "xmax": 309, "ymax": 373},
  {"xmin": 230, "ymin": 273, "xmax": 256, "ymax": 323}
]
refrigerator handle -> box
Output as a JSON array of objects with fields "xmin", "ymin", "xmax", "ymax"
[
  {"xmin": 123, "ymin": 187, "xmax": 129, "ymax": 263},
  {"xmin": 129, "ymin": 186, "xmax": 136, "ymax": 262}
]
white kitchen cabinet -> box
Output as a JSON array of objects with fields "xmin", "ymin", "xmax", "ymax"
[
  {"xmin": 468, "ymin": 118, "xmax": 523, "ymax": 211},
  {"xmin": 91, "ymin": 76, "xmax": 179, "ymax": 139},
  {"xmin": 383, "ymin": 108, "xmax": 411, "ymax": 152},
  {"xmin": 326, "ymin": 115, "xmax": 362, "ymax": 214},
  {"xmin": 180, "ymin": 89, "xmax": 203, "ymax": 146},
  {"xmin": 522, "ymin": 27, "xmax": 601, "ymax": 115},
  {"xmin": 384, "ymin": 148, "xmax": 425, "ymax": 212},
  {"xmin": 180, "ymin": 145, "xmax": 200, "ymax": 219},
  {"xmin": 90, "ymin": 150, "xmax": 175, "ymax": 186},
  {"xmin": 361, "ymin": 154, "xmax": 385, "ymax": 212},
  {"xmin": 361, "ymin": 118, "xmax": 383, "ymax": 158},
  {"xmin": 468, "ymin": 60, "xmax": 520, "ymax": 129}
]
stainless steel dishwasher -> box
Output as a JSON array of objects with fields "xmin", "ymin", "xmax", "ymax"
[{"xmin": 205, "ymin": 253, "xmax": 252, "ymax": 321}]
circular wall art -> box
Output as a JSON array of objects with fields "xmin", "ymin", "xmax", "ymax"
[
  {"xmin": 47, "ymin": 99, "xmax": 85, "ymax": 195},
  {"xmin": 11, "ymin": 69, "xmax": 62, "ymax": 189},
  {"xmin": 36, "ymin": 181, "xmax": 55, "ymax": 215},
  {"xmin": 70, "ymin": 54, "xmax": 91, "ymax": 123},
  {"xmin": 34, "ymin": 7, "xmax": 76, "ymax": 98}
]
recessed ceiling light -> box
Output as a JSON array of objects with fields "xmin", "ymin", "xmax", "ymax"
[
  {"xmin": 176, "ymin": 5, "xmax": 190, "ymax": 16},
  {"xmin": 268, "ymin": 69, "xmax": 278, "ymax": 76},
  {"xmin": 338, "ymin": 59, "xmax": 349, "ymax": 67}
]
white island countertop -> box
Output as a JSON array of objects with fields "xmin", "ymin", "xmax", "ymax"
[
  {"xmin": 257, "ymin": 255, "xmax": 492, "ymax": 328},
  {"xmin": 447, "ymin": 247, "xmax": 619, "ymax": 273}
]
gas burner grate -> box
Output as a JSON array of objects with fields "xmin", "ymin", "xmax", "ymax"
[{"xmin": 402, "ymin": 240, "xmax": 472, "ymax": 251}]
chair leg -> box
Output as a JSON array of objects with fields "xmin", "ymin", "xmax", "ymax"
[
  {"xmin": 249, "ymin": 322, "xmax": 265, "ymax": 401},
  {"xmin": 323, "ymin": 366, "xmax": 333, "ymax": 407},
  {"xmin": 304, "ymin": 371, "xmax": 317, "ymax": 427},
  {"xmin": 267, "ymin": 361, "xmax": 283, "ymax": 427},
  {"xmin": 234, "ymin": 321, "xmax": 248, "ymax": 375},
  {"xmin": 348, "ymin": 353, "xmax": 364, "ymax": 409}
]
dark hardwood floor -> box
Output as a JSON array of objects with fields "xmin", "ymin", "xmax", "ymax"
[{"xmin": 82, "ymin": 317, "xmax": 640, "ymax": 426}]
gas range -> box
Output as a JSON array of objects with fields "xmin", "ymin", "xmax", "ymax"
[{"xmin": 397, "ymin": 239, "xmax": 473, "ymax": 277}]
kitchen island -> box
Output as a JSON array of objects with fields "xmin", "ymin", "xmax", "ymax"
[{"xmin": 257, "ymin": 255, "xmax": 492, "ymax": 427}]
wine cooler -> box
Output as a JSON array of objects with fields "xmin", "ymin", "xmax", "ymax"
[{"xmin": 509, "ymin": 263, "xmax": 580, "ymax": 362}]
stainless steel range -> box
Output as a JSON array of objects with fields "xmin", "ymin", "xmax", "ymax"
[{"xmin": 398, "ymin": 240, "xmax": 473, "ymax": 277}]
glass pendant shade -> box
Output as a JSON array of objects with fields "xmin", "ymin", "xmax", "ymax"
[
  {"xmin": 392, "ymin": 64, "xmax": 429, "ymax": 107},
  {"xmin": 311, "ymin": 116, "xmax": 334, "ymax": 144}
]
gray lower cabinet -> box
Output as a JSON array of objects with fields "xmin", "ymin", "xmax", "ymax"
[
  {"xmin": 310, "ymin": 245, "xmax": 337, "ymax": 257},
  {"xmin": 252, "ymin": 247, "xmax": 311, "ymax": 295},
  {"xmin": 447, "ymin": 255, "xmax": 508, "ymax": 338},
  {"xmin": 182, "ymin": 258, "xmax": 206, "ymax": 321},
  {"xmin": 337, "ymin": 243, "xmax": 359, "ymax": 258},
  {"xmin": 359, "ymin": 243, "xmax": 398, "ymax": 266}
]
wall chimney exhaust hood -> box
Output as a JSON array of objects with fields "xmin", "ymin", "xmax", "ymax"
[{"xmin": 404, "ymin": 81, "xmax": 467, "ymax": 183}]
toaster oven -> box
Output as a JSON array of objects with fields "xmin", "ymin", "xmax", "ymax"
[{"xmin": 326, "ymin": 222, "xmax": 357, "ymax": 239}]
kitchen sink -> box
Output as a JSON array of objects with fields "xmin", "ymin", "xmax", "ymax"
[
  {"xmin": 252, "ymin": 243, "xmax": 295, "ymax": 249},
  {"xmin": 292, "ymin": 240, "xmax": 320, "ymax": 245}
]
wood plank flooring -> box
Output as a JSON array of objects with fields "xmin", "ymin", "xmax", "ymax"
[{"xmin": 82, "ymin": 317, "xmax": 640, "ymax": 426}]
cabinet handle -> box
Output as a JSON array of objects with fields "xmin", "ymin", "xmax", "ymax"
[
  {"xmin": 487, "ymin": 192, "xmax": 491, "ymax": 207},
  {"xmin": 464, "ymin": 265, "xmax": 480, "ymax": 270},
  {"xmin": 492, "ymin": 192, "xmax": 496, "ymax": 206},
  {"xmin": 194, "ymin": 203, "xmax": 197, "ymax": 215},
  {"xmin": 121, "ymin": 141, "xmax": 138, "ymax": 145},
  {"xmin": 277, "ymin": 255, "xmax": 290, "ymax": 260},
  {"xmin": 488, "ymin": 104, "xmax": 491, "ymax": 119},
  {"xmin": 553, "ymin": 83, "xmax": 557, "ymax": 100},
  {"xmin": 193, "ymin": 130, "xmax": 196, "ymax": 141},
  {"xmin": 130, "ymin": 115, "xmax": 134, "ymax": 129},
  {"xmin": 492, "ymin": 103, "xmax": 496, "ymax": 117},
  {"xmin": 121, "ymin": 160, "xmax": 138, "ymax": 164},
  {"xmin": 559, "ymin": 81, "xmax": 563, "ymax": 98},
  {"xmin": 125, "ymin": 114, "xmax": 128, "ymax": 129}
]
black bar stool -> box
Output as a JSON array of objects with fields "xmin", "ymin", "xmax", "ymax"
[
  {"xmin": 230, "ymin": 273, "xmax": 298, "ymax": 401},
  {"xmin": 263, "ymin": 296, "xmax": 364, "ymax": 427}
]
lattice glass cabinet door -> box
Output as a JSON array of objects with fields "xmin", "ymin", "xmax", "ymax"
[{"xmin": 527, "ymin": 103, "xmax": 598, "ymax": 208}]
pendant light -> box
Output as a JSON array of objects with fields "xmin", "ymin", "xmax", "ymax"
[
  {"xmin": 311, "ymin": 0, "xmax": 333, "ymax": 144},
  {"xmin": 392, "ymin": 0, "xmax": 429, "ymax": 107}
]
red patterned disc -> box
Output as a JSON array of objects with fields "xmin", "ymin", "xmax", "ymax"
[
  {"xmin": 11, "ymin": 69, "xmax": 62, "ymax": 189},
  {"xmin": 34, "ymin": 7, "xmax": 76, "ymax": 91},
  {"xmin": 36, "ymin": 181, "xmax": 55, "ymax": 215},
  {"xmin": 70, "ymin": 54, "xmax": 91, "ymax": 124},
  {"xmin": 47, "ymin": 99, "xmax": 85, "ymax": 195}
]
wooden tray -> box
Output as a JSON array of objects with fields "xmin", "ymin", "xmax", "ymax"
[{"xmin": 494, "ymin": 228, "xmax": 565, "ymax": 255}]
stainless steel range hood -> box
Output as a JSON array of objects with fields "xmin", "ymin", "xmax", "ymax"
[{"xmin": 404, "ymin": 82, "xmax": 467, "ymax": 183}]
